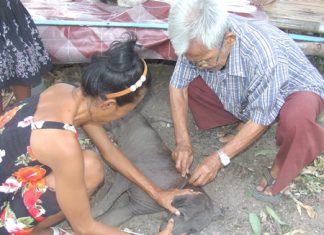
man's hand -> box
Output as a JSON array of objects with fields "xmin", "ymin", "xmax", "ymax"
[
  {"xmin": 189, "ymin": 153, "xmax": 222, "ymax": 186},
  {"xmin": 172, "ymin": 144, "xmax": 193, "ymax": 177},
  {"xmin": 158, "ymin": 219, "xmax": 174, "ymax": 235}
]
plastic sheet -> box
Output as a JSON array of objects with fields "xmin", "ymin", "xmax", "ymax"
[{"xmin": 21, "ymin": 0, "xmax": 267, "ymax": 64}]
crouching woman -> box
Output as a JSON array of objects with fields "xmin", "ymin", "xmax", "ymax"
[{"xmin": 0, "ymin": 33, "xmax": 189, "ymax": 235}]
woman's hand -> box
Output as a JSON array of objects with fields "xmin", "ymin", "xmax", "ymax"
[
  {"xmin": 172, "ymin": 144, "xmax": 193, "ymax": 177},
  {"xmin": 158, "ymin": 219, "xmax": 174, "ymax": 235},
  {"xmin": 189, "ymin": 153, "xmax": 222, "ymax": 186},
  {"xmin": 154, "ymin": 188, "xmax": 197, "ymax": 215}
]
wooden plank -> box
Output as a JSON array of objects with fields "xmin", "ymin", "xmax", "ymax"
[{"xmin": 263, "ymin": 0, "xmax": 324, "ymax": 33}]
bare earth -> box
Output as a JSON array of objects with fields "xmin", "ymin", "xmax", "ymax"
[{"xmin": 46, "ymin": 61, "xmax": 324, "ymax": 235}]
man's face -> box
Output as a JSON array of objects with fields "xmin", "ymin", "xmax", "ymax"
[
  {"xmin": 185, "ymin": 32, "xmax": 237, "ymax": 71},
  {"xmin": 185, "ymin": 39, "xmax": 225, "ymax": 71}
]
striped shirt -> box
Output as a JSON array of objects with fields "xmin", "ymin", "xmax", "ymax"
[{"xmin": 170, "ymin": 16, "xmax": 324, "ymax": 125}]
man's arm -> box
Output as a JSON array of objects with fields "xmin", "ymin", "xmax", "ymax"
[
  {"xmin": 221, "ymin": 120, "xmax": 268, "ymax": 157},
  {"xmin": 190, "ymin": 120, "xmax": 268, "ymax": 186},
  {"xmin": 169, "ymin": 85, "xmax": 194, "ymax": 177}
]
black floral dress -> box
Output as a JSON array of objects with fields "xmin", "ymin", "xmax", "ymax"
[
  {"xmin": 0, "ymin": 0, "xmax": 52, "ymax": 89},
  {"xmin": 0, "ymin": 95, "xmax": 78, "ymax": 235}
]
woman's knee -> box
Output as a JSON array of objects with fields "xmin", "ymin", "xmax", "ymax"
[{"xmin": 83, "ymin": 150, "xmax": 105, "ymax": 188}]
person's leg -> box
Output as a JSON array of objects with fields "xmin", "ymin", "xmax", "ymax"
[
  {"xmin": 188, "ymin": 76, "xmax": 239, "ymax": 130},
  {"xmin": 12, "ymin": 84, "xmax": 31, "ymax": 101},
  {"xmin": 31, "ymin": 150, "xmax": 105, "ymax": 234},
  {"xmin": 256, "ymin": 92, "xmax": 324, "ymax": 195}
]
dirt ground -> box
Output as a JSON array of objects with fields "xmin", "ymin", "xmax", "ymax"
[{"xmin": 45, "ymin": 60, "xmax": 324, "ymax": 235}]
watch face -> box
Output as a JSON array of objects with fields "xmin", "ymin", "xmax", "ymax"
[
  {"xmin": 219, "ymin": 151, "xmax": 230, "ymax": 166},
  {"xmin": 220, "ymin": 156, "xmax": 229, "ymax": 166}
]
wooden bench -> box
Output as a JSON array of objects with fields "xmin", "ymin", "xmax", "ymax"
[{"xmin": 263, "ymin": 0, "xmax": 324, "ymax": 56}]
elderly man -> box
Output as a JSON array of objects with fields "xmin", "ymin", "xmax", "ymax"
[{"xmin": 167, "ymin": 0, "xmax": 324, "ymax": 203}]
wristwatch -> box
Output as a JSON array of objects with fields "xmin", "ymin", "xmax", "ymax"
[{"xmin": 217, "ymin": 150, "xmax": 231, "ymax": 166}]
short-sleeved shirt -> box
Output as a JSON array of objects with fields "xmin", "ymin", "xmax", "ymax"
[{"xmin": 170, "ymin": 16, "xmax": 324, "ymax": 125}]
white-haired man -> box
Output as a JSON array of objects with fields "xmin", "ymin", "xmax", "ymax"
[{"xmin": 168, "ymin": 0, "xmax": 324, "ymax": 203}]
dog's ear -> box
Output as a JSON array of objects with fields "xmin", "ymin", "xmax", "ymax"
[{"xmin": 171, "ymin": 195, "xmax": 188, "ymax": 207}]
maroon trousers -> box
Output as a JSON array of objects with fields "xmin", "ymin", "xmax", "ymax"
[{"xmin": 188, "ymin": 77, "xmax": 324, "ymax": 194}]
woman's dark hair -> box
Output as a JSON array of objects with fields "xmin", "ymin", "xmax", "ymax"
[{"xmin": 81, "ymin": 32, "xmax": 151, "ymax": 106}]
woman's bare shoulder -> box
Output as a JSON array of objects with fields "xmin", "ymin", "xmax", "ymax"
[
  {"xmin": 44, "ymin": 83, "xmax": 77, "ymax": 94},
  {"xmin": 31, "ymin": 128, "xmax": 82, "ymax": 167},
  {"xmin": 34, "ymin": 83, "xmax": 80, "ymax": 122}
]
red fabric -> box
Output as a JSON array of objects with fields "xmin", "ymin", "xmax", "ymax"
[
  {"xmin": 271, "ymin": 91, "xmax": 324, "ymax": 194},
  {"xmin": 21, "ymin": 0, "xmax": 175, "ymax": 64},
  {"xmin": 188, "ymin": 76, "xmax": 239, "ymax": 129},
  {"xmin": 21, "ymin": 0, "xmax": 267, "ymax": 64}
]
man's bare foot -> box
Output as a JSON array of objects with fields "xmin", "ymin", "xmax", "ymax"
[
  {"xmin": 217, "ymin": 122, "xmax": 244, "ymax": 144},
  {"xmin": 253, "ymin": 168, "xmax": 282, "ymax": 203},
  {"xmin": 255, "ymin": 168, "xmax": 277, "ymax": 192},
  {"xmin": 256, "ymin": 176, "xmax": 273, "ymax": 192}
]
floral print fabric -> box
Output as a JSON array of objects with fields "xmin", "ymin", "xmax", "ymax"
[
  {"xmin": 0, "ymin": 95, "xmax": 77, "ymax": 234},
  {"xmin": 0, "ymin": 0, "xmax": 52, "ymax": 89}
]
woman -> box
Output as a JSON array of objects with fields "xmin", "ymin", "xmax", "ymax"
[
  {"xmin": 0, "ymin": 33, "xmax": 190, "ymax": 235},
  {"xmin": 0, "ymin": 0, "xmax": 52, "ymax": 113}
]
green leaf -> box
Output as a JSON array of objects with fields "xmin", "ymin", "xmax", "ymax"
[
  {"xmin": 249, "ymin": 213, "xmax": 262, "ymax": 235},
  {"xmin": 265, "ymin": 206, "xmax": 286, "ymax": 225}
]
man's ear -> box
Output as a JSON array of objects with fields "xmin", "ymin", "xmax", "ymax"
[
  {"xmin": 100, "ymin": 98, "xmax": 117, "ymax": 110},
  {"xmin": 224, "ymin": 32, "xmax": 236, "ymax": 48}
]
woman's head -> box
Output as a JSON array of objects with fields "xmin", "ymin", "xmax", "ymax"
[{"xmin": 81, "ymin": 32, "xmax": 151, "ymax": 106}]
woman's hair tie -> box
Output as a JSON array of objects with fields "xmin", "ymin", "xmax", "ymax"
[{"xmin": 105, "ymin": 58, "xmax": 148, "ymax": 99}]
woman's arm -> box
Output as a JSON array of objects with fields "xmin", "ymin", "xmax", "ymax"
[
  {"xmin": 31, "ymin": 129, "xmax": 127, "ymax": 235},
  {"xmin": 82, "ymin": 122, "xmax": 193, "ymax": 215}
]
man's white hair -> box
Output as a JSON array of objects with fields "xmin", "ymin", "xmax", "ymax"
[{"xmin": 168, "ymin": 0, "xmax": 229, "ymax": 55}]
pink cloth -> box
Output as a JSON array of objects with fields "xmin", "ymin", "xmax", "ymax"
[{"xmin": 188, "ymin": 77, "xmax": 324, "ymax": 194}]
